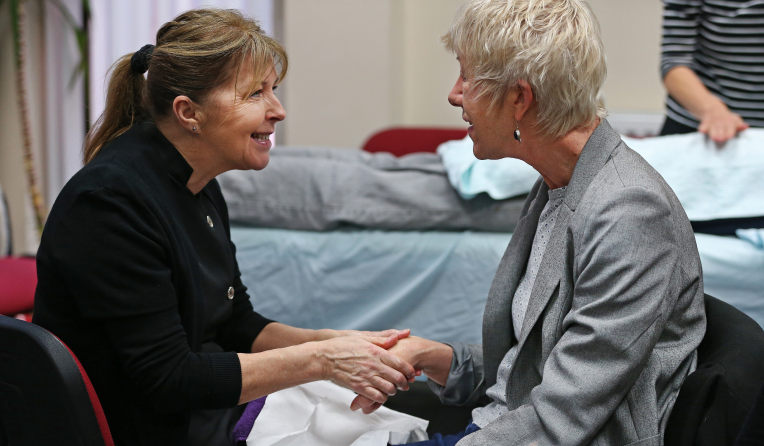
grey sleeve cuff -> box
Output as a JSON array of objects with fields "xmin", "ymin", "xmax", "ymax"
[
  {"xmin": 427, "ymin": 342, "xmax": 485, "ymax": 406},
  {"xmin": 660, "ymin": 58, "xmax": 693, "ymax": 80}
]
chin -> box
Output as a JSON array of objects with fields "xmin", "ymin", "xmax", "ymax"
[
  {"xmin": 472, "ymin": 144, "xmax": 492, "ymax": 160},
  {"xmin": 473, "ymin": 142, "xmax": 510, "ymax": 161},
  {"xmin": 244, "ymin": 154, "xmax": 270, "ymax": 171}
]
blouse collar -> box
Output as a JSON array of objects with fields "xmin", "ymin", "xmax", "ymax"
[{"xmin": 138, "ymin": 121, "xmax": 195, "ymax": 188}]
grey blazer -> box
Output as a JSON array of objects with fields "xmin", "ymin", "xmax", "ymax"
[{"xmin": 439, "ymin": 120, "xmax": 706, "ymax": 446}]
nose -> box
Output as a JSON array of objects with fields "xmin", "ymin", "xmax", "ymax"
[
  {"xmin": 268, "ymin": 94, "xmax": 286, "ymax": 122},
  {"xmin": 448, "ymin": 76, "xmax": 463, "ymax": 108}
]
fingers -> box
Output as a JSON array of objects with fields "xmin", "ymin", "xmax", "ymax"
[
  {"xmin": 321, "ymin": 337, "xmax": 415, "ymax": 404},
  {"xmin": 363, "ymin": 333, "xmax": 399, "ymax": 350},
  {"xmin": 700, "ymin": 113, "xmax": 748, "ymax": 144},
  {"xmin": 356, "ymin": 385, "xmax": 388, "ymax": 405},
  {"xmin": 378, "ymin": 349, "xmax": 417, "ymax": 385},
  {"xmin": 374, "ymin": 328, "xmax": 411, "ymax": 339},
  {"xmin": 363, "ymin": 402, "xmax": 384, "ymax": 414},
  {"xmin": 351, "ymin": 394, "xmax": 379, "ymax": 411},
  {"xmin": 351, "ymin": 394, "xmax": 384, "ymax": 413}
]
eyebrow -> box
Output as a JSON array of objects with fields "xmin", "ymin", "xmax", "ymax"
[{"xmin": 262, "ymin": 75, "xmax": 280, "ymax": 86}]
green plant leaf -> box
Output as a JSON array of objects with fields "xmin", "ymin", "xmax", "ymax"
[{"xmin": 6, "ymin": 0, "xmax": 22, "ymax": 70}]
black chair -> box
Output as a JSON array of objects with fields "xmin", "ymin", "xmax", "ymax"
[
  {"xmin": 0, "ymin": 315, "xmax": 114, "ymax": 446},
  {"xmin": 665, "ymin": 294, "xmax": 764, "ymax": 446}
]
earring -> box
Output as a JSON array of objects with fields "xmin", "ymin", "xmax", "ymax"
[
  {"xmin": 192, "ymin": 126, "xmax": 197, "ymax": 131},
  {"xmin": 514, "ymin": 121, "xmax": 521, "ymax": 143}
]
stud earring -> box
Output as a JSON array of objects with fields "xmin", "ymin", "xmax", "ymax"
[
  {"xmin": 192, "ymin": 126, "xmax": 197, "ymax": 131},
  {"xmin": 513, "ymin": 121, "xmax": 521, "ymax": 143}
]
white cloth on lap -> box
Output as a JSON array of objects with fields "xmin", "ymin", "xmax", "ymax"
[
  {"xmin": 246, "ymin": 381, "xmax": 428, "ymax": 446},
  {"xmin": 438, "ymin": 128, "xmax": 764, "ymax": 222}
]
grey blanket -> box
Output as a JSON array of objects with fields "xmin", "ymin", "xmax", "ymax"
[{"xmin": 217, "ymin": 147, "xmax": 525, "ymax": 232}]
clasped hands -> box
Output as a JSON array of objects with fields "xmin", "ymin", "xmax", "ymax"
[{"xmin": 320, "ymin": 329, "xmax": 452, "ymax": 415}]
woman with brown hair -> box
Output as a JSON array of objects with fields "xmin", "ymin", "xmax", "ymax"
[{"xmin": 32, "ymin": 8, "xmax": 416, "ymax": 446}]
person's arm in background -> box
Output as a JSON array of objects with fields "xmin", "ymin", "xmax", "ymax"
[
  {"xmin": 664, "ymin": 66, "xmax": 749, "ymax": 142},
  {"xmin": 661, "ymin": 0, "xmax": 749, "ymax": 143}
]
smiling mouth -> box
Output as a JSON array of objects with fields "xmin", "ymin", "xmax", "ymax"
[{"xmin": 251, "ymin": 133, "xmax": 270, "ymax": 141}]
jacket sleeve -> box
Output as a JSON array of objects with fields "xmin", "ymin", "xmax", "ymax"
[
  {"xmin": 54, "ymin": 187, "xmax": 241, "ymax": 413},
  {"xmin": 661, "ymin": 0, "xmax": 702, "ymax": 79},
  {"xmin": 460, "ymin": 186, "xmax": 684, "ymax": 445},
  {"xmin": 427, "ymin": 342, "xmax": 486, "ymax": 406}
]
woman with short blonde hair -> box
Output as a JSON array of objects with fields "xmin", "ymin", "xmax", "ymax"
[
  {"xmin": 442, "ymin": 0, "xmax": 608, "ymax": 139},
  {"xmin": 358, "ymin": 1, "xmax": 706, "ymax": 444}
]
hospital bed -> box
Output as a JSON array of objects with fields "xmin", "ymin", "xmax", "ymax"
[{"xmin": 222, "ymin": 127, "xmax": 764, "ymax": 344}]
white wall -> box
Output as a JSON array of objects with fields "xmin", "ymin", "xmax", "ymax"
[
  {"xmin": 280, "ymin": 0, "xmax": 397, "ymax": 149},
  {"xmin": 280, "ymin": 0, "xmax": 667, "ymax": 148},
  {"xmin": 589, "ymin": 0, "xmax": 665, "ymax": 114}
]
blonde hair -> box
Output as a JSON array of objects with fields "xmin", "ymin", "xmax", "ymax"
[
  {"xmin": 442, "ymin": 0, "xmax": 607, "ymax": 138},
  {"xmin": 83, "ymin": 8, "xmax": 288, "ymax": 164}
]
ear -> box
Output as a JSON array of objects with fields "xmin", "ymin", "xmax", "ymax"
[
  {"xmin": 513, "ymin": 80, "xmax": 534, "ymax": 122},
  {"xmin": 172, "ymin": 96, "xmax": 202, "ymax": 132}
]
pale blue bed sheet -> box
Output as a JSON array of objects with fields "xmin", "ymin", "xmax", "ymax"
[{"xmin": 232, "ymin": 228, "xmax": 764, "ymax": 345}]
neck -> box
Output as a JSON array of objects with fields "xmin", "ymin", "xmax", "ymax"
[
  {"xmin": 521, "ymin": 119, "xmax": 600, "ymax": 190},
  {"xmin": 155, "ymin": 119, "xmax": 225, "ymax": 195}
]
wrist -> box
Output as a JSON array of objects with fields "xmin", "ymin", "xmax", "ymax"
[
  {"xmin": 408, "ymin": 338, "xmax": 451, "ymax": 371},
  {"xmin": 305, "ymin": 341, "xmax": 330, "ymax": 381},
  {"xmin": 418, "ymin": 341, "xmax": 453, "ymax": 385},
  {"xmin": 698, "ymin": 96, "xmax": 729, "ymax": 119},
  {"xmin": 314, "ymin": 328, "xmax": 339, "ymax": 341}
]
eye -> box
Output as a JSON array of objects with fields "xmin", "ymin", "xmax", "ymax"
[{"xmin": 250, "ymin": 90, "xmax": 263, "ymax": 98}]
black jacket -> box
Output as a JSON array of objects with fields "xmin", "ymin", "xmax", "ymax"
[{"xmin": 34, "ymin": 122, "xmax": 273, "ymax": 445}]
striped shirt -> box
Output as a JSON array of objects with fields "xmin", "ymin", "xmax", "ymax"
[{"xmin": 661, "ymin": 0, "xmax": 764, "ymax": 128}]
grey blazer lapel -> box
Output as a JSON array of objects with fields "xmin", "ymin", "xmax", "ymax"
[
  {"xmin": 516, "ymin": 119, "xmax": 623, "ymax": 344},
  {"xmin": 482, "ymin": 178, "xmax": 548, "ymax": 386}
]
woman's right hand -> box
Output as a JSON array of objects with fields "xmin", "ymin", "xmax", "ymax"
[
  {"xmin": 317, "ymin": 334, "xmax": 417, "ymax": 407},
  {"xmin": 698, "ymin": 102, "xmax": 749, "ymax": 144}
]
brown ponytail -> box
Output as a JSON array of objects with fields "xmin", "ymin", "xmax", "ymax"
[
  {"xmin": 83, "ymin": 55, "xmax": 147, "ymax": 164},
  {"xmin": 82, "ymin": 8, "xmax": 288, "ymax": 164}
]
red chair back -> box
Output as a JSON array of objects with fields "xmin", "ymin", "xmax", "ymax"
[
  {"xmin": 362, "ymin": 127, "xmax": 468, "ymax": 156},
  {"xmin": 0, "ymin": 257, "xmax": 37, "ymax": 316},
  {"xmin": 0, "ymin": 315, "xmax": 114, "ymax": 446}
]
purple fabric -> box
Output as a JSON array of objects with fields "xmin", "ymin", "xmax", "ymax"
[{"xmin": 231, "ymin": 396, "xmax": 267, "ymax": 445}]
